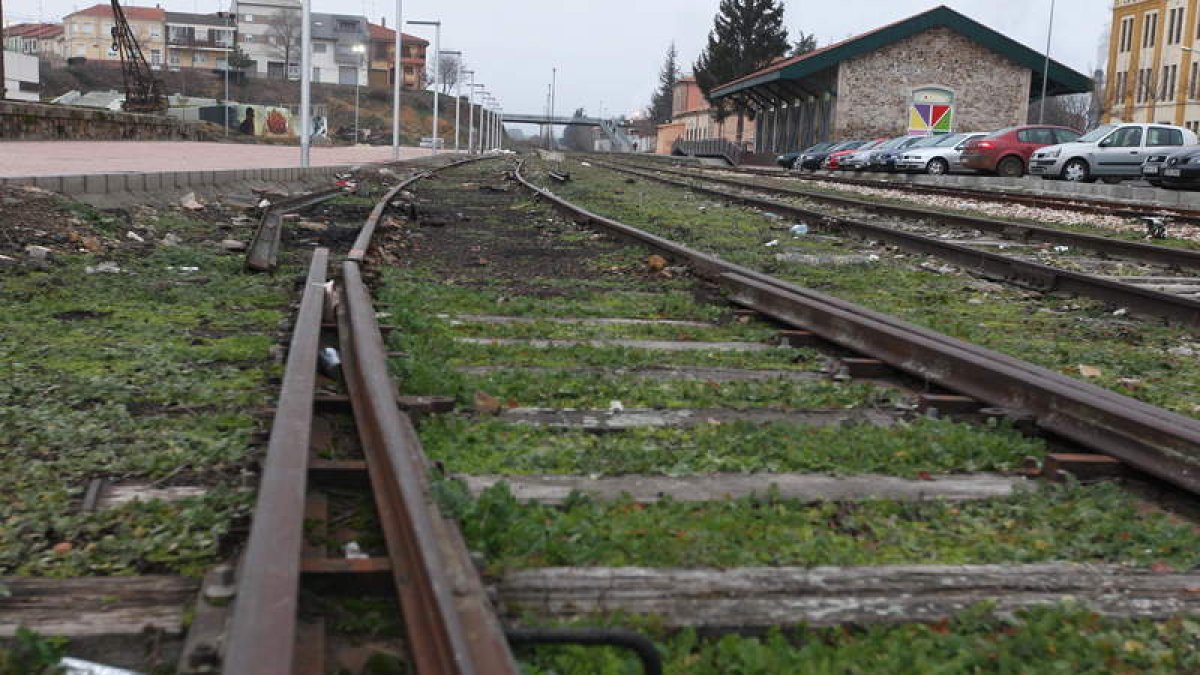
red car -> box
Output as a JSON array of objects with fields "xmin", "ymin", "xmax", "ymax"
[
  {"xmin": 960, "ymin": 125, "xmax": 1081, "ymax": 177},
  {"xmin": 826, "ymin": 138, "xmax": 884, "ymax": 170}
]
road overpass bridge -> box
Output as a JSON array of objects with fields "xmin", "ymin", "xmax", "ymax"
[{"xmin": 501, "ymin": 113, "xmax": 629, "ymax": 127}]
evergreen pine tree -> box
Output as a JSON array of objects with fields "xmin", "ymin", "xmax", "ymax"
[
  {"xmin": 648, "ymin": 42, "xmax": 681, "ymax": 125},
  {"xmin": 693, "ymin": 0, "xmax": 791, "ymax": 143}
]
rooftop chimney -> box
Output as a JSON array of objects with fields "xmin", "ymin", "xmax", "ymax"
[{"xmin": 380, "ymin": 16, "xmax": 385, "ymax": 27}]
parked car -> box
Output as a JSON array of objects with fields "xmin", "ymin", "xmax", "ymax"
[
  {"xmin": 867, "ymin": 135, "xmax": 926, "ymax": 171},
  {"xmin": 1029, "ymin": 123, "xmax": 1196, "ymax": 182},
  {"xmin": 960, "ymin": 125, "xmax": 1081, "ymax": 177},
  {"xmin": 839, "ymin": 139, "xmax": 888, "ymax": 170},
  {"xmin": 777, "ymin": 142, "xmax": 833, "ymax": 169},
  {"xmin": 823, "ymin": 140, "xmax": 872, "ymax": 170},
  {"xmin": 895, "ymin": 132, "xmax": 988, "ymax": 174},
  {"xmin": 1142, "ymin": 147, "xmax": 1200, "ymax": 189},
  {"xmin": 792, "ymin": 140, "xmax": 865, "ymax": 171}
]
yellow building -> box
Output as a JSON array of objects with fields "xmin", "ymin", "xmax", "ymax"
[
  {"xmin": 1106, "ymin": 0, "xmax": 1200, "ymax": 131},
  {"xmin": 63, "ymin": 3, "xmax": 166, "ymax": 69}
]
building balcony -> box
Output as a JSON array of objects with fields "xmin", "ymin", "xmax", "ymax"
[{"xmin": 166, "ymin": 36, "xmax": 234, "ymax": 50}]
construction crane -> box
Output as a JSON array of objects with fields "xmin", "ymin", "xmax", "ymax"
[{"xmin": 110, "ymin": 0, "xmax": 166, "ymax": 113}]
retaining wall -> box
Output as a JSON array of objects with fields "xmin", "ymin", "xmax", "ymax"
[
  {"xmin": 0, "ymin": 164, "xmax": 356, "ymax": 196},
  {"xmin": 0, "ymin": 100, "xmax": 203, "ymax": 141}
]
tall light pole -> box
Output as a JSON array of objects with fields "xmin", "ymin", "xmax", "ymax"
[
  {"xmin": 392, "ymin": 0, "xmax": 403, "ymax": 160},
  {"xmin": 440, "ymin": 49, "xmax": 462, "ymax": 152},
  {"xmin": 407, "ymin": 19, "xmax": 440, "ymax": 153},
  {"xmin": 352, "ymin": 43, "xmax": 366, "ymax": 143},
  {"xmin": 1, "ymin": 0, "xmax": 7, "ymax": 101},
  {"xmin": 299, "ymin": 0, "xmax": 312, "ymax": 166},
  {"xmin": 1038, "ymin": 0, "xmax": 1056, "ymax": 124},
  {"xmin": 550, "ymin": 67, "xmax": 557, "ymax": 150},
  {"xmin": 464, "ymin": 72, "xmax": 477, "ymax": 153}
]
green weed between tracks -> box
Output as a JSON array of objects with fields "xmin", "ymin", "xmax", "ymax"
[
  {"xmin": 534, "ymin": 160, "xmax": 1200, "ymax": 417},
  {"xmin": 420, "ymin": 415, "xmax": 1042, "ymax": 477},
  {"xmin": 444, "ymin": 481, "xmax": 1200, "ymax": 571},
  {"xmin": 0, "ymin": 214, "xmax": 292, "ymax": 576},
  {"xmin": 513, "ymin": 607, "xmax": 1200, "ymax": 674}
]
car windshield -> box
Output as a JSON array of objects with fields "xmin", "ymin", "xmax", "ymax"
[
  {"xmin": 804, "ymin": 142, "xmax": 834, "ymax": 153},
  {"xmin": 832, "ymin": 140, "xmax": 866, "ymax": 151},
  {"xmin": 905, "ymin": 135, "xmax": 945, "ymax": 149},
  {"xmin": 876, "ymin": 136, "xmax": 911, "ymax": 150},
  {"xmin": 857, "ymin": 139, "xmax": 884, "ymax": 151},
  {"xmin": 1077, "ymin": 124, "xmax": 1120, "ymax": 143},
  {"xmin": 933, "ymin": 133, "xmax": 966, "ymax": 147},
  {"xmin": 982, "ymin": 127, "xmax": 1015, "ymax": 139}
]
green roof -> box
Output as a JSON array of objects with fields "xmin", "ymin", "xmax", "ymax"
[{"xmin": 711, "ymin": 5, "xmax": 1092, "ymax": 101}]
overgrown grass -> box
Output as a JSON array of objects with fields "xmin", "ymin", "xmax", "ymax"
[
  {"xmin": 445, "ymin": 481, "xmax": 1200, "ymax": 571},
  {"xmin": 420, "ymin": 415, "xmax": 1043, "ymax": 477},
  {"xmin": 0, "ymin": 214, "xmax": 294, "ymax": 575},
  {"xmin": 514, "ymin": 606, "xmax": 1200, "ymax": 674}
]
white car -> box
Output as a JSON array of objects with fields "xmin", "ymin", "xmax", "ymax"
[
  {"xmin": 895, "ymin": 132, "xmax": 987, "ymax": 174},
  {"xmin": 1029, "ymin": 123, "xmax": 1197, "ymax": 182}
]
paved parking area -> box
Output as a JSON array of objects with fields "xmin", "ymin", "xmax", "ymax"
[{"xmin": 0, "ymin": 141, "xmax": 439, "ymax": 177}]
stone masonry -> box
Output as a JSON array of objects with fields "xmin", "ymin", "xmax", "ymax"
[
  {"xmin": 834, "ymin": 27, "xmax": 1032, "ymax": 138},
  {"xmin": 0, "ymin": 100, "xmax": 203, "ymax": 141}
]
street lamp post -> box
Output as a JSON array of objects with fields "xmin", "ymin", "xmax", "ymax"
[
  {"xmin": 299, "ymin": 0, "xmax": 312, "ymax": 166},
  {"xmin": 352, "ymin": 43, "xmax": 366, "ymax": 144},
  {"xmin": 1, "ymin": 0, "xmax": 8, "ymax": 101},
  {"xmin": 407, "ymin": 19, "xmax": 440, "ymax": 153},
  {"xmin": 1038, "ymin": 0, "xmax": 1056, "ymax": 124},
  {"xmin": 440, "ymin": 49, "xmax": 462, "ymax": 153},
  {"xmin": 392, "ymin": 0, "xmax": 403, "ymax": 160},
  {"xmin": 464, "ymin": 72, "xmax": 477, "ymax": 153},
  {"xmin": 550, "ymin": 67, "xmax": 556, "ymax": 150}
]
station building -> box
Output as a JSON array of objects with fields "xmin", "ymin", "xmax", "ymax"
[{"xmin": 688, "ymin": 5, "xmax": 1091, "ymax": 160}]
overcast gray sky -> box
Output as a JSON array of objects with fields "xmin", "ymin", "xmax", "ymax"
[{"xmin": 8, "ymin": 0, "xmax": 1110, "ymax": 122}]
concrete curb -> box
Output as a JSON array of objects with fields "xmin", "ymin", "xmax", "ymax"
[
  {"xmin": 812, "ymin": 170, "xmax": 1200, "ymax": 210},
  {"xmin": 0, "ymin": 164, "xmax": 368, "ymax": 196}
]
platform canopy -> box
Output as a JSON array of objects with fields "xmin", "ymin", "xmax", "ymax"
[{"xmin": 710, "ymin": 5, "xmax": 1093, "ymax": 105}]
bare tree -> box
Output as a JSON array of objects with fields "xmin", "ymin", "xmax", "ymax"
[
  {"xmin": 431, "ymin": 52, "xmax": 460, "ymax": 94},
  {"xmin": 267, "ymin": 12, "xmax": 301, "ymax": 79},
  {"xmin": 1029, "ymin": 94, "xmax": 1093, "ymax": 131}
]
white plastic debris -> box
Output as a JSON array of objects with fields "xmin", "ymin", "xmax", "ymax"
[
  {"xmin": 764, "ymin": 239, "xmax": 780, "ymax": 247},
  {"xmin": 608, "ymin": 400, "xmax": 625, "ymax": 413},
  {"xmin": 1112, "ymin": 308, "xmax": 1128, "ymax": 317},
  {"xmin": 25, "ymin": 244, "xmax": 52, "ymax": 260},
  {"xmin": 257, "ymin": 198, "xmax": 272, "ymax": 209},
  {"xmin": 867, "ymin": 254, "xmax": 881, "ymax": 262},
  {"xmin": 161, "ymin": 233, "xmax": 182, "ymax": 247},
  {"xmin": 179, "ymin": 192, "xmax": 204, "ymax": 211},
  {"xmin": 790, "ymin": 223, "xmax": 809, "ymax": 236},
  {"xmin": 1053, "ymin": 245, "xmax": 1070, "ymax": 253},
  {"xmin": 343, "ymin": 542, "xmax": 369, "ymax": 559},
  {"xmin": 59, "ymin": 657, "xmax": 141, "ymax": 675},
  {"xmin": 125, "ymin": 231, "xmax": 144, "ymax": 243},
  {"xmin": 85, "ymin": 261, "xmax": 122, "ymax": 274},
  {"xmin": 580, "ymin": 161, "xmax": 592, "ymax": 167}
]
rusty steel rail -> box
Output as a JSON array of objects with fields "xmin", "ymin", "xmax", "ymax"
[
  {"xmin": 246, "ymin": 188, "xmax": 344, "ymax": 271},
  {"xmin": 628, "ymin": 155, "xmax": 1200, "ymax": 224},
  {"xmin": 339, "ymin": 263, "xmax": 519, "ymax": 674},
  {"xmin": 591, "ymin": 160, "xmax": 1200, "ymax": 326},
  {"xmin": 513, "ymin": 161, "xmax": 1200, "ymax": 495},
  {"xmin": 223, "ymin": 247, "xmax": 328, "ymax": 674},
  {"xmin": 600, "ymin": 159, "xmax": 1200, "ymax": 272},
  {"xmin": 350, "ymin": 155, "xmax": 502, "ymax": 263}
]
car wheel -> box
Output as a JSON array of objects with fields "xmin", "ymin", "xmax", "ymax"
[
  {"xmin": 996, "ymin": 156, "xmax": 1025, "ymax": 178},
  {"xmin": 791, "ymin": 158, "xmax": 804, "ymax": 171},
  {"xmin": 1061, "ymin": 159, "xmax": 1091, "ymax": 182},
  {"xmin": 926, "ymin": 158, "xmax": 949, "ymax": 175}
]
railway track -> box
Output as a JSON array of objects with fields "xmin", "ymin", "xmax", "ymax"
[
  {"xmin": 583, "ymin": 158, "xmax": 1200, "ymax": 325},
  {"xmin": 240, "ymin": 156, "xmax": 1199, "ymax": 670},
  {"xmin": 633, "ymin": 154, "xmax": 1200, "ymax": 225}
]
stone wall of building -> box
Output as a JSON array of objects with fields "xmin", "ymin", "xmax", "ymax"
[
  {"xmin": 0, "ymin": 100, "xmax": 203, "ymax": 140},
  {"xmin": 834, "ymin": 27, "xmax": 1032, "ymax": 138}
]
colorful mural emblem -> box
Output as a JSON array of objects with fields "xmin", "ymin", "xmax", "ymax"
[{"xmin": 908, "ymin": 87, "xmax": 954, "ymax": 136}]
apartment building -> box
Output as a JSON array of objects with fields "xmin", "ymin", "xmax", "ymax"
[
  {"xmin": 310, "ymin": 13, "xmax": 368, "ymax": 86},
  {"xmin": 4, "ymin": 23, "xmax": 66, "ymax": 59},
  {"xmin": 1106, "ymin": 0, "xmax": 1200, "ymax": 131},
  {"xmin": 366, "ymin": 21, "xmax": 428, "ymax": 90},
  {"xmin": 62, "ymin": 3, "xmax": 166, "ymax": 68},
  {"xmin": 233, "ymin": 0, "xmax": 301, "ymax": 79},
  {"xmin": 165, "ymin": 12, "xmax": 235, "ymax": 71}
]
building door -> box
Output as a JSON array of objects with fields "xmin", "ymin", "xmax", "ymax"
[{"xmin": 267, "ymin": 61, "xmax": 286, "ymax": 79}]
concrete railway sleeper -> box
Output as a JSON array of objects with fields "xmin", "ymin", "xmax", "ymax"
[{"xmin": 586, "ymin": 160, "xmax": 1200, "ymax": 325}]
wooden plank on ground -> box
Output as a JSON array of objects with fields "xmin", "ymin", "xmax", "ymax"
[
  {"xmin": 459, "ymin": 472, "xmax": 1029, "ymax": 504},
  {"xmin": 456, "ymin": 365, "xmax": 822, "ymax": 382},
  {"xmin": 455, "ymin": 338, "xmax": 775, "ymax": 352},
  {"xmin": 496, "ymin": 564, "xmax": 1200, "ymax": 629},
  {"xmin": 0, "ymin": 576, "xmax": 197, "ymax": 637},
  {"xmin": 438, "ymin": 314, "xmax": 715, "ymax": 328},
  {"xmin": 496, "ymin": 407, "xmax": 898, "ymax": 431}
]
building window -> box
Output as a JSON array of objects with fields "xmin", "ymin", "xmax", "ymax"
[
  {"xmin": 1136, "ymin": 68, "xmax": 1146, "ymax": 102},
  {"xmin": 243, "ymin": 14, "xmax": 254, "ymax": 22},
  {"xmin": 169, "ymin": 50, "xmax": 180, "ymax": 65},
  {"xmin": 1115, "ymin": 71, "xmax": 1127, "ymax": 103},
  {"xmin": 313, "ymin": 67, "xmax": 321, "ymax": 81},
  {"xmin": 1168, "ymin": 7, "xmax": 1184, "ymax": 45},
  {"xmin": 150, "ymin": 49, "xmax": 161, "ymax": 66},
  {"xmin": 313, "ymin": 42, "xmax": 327, "ymax": 53},
  {"xmin": 1168, "ymin": 64, "xmax": 1179, "ymax": 101},
  {"xmin": 1191, "ymin": 62, "xmax": 1199, "ymax": 99},
  {"xmin": 1121, "ymin": 17, "xmax": 1135, "ymax": 52},
  {"xmin": 1144, "ymin": 12, "xmax": 1158, "ymax": 49},
  {"xmin": 195, "ymin": 52, "xmax": 207, "ymax": 64},
  {"xmin": 80, "ymin": 23, "xmax": 94, "ymax": 34},
  {"xmin": 335, "ymin": 19, "xmax": 357, "ymax": 33}
]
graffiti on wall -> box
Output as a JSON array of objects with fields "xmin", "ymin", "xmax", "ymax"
[{"xmin": 908, "ymin": 86, "xmax": 954, "ymax": 136}]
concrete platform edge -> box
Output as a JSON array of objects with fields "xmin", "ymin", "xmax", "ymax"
[{"xmin": 0, "ymin": 164, "xmax": 363, "ymax": 196}]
